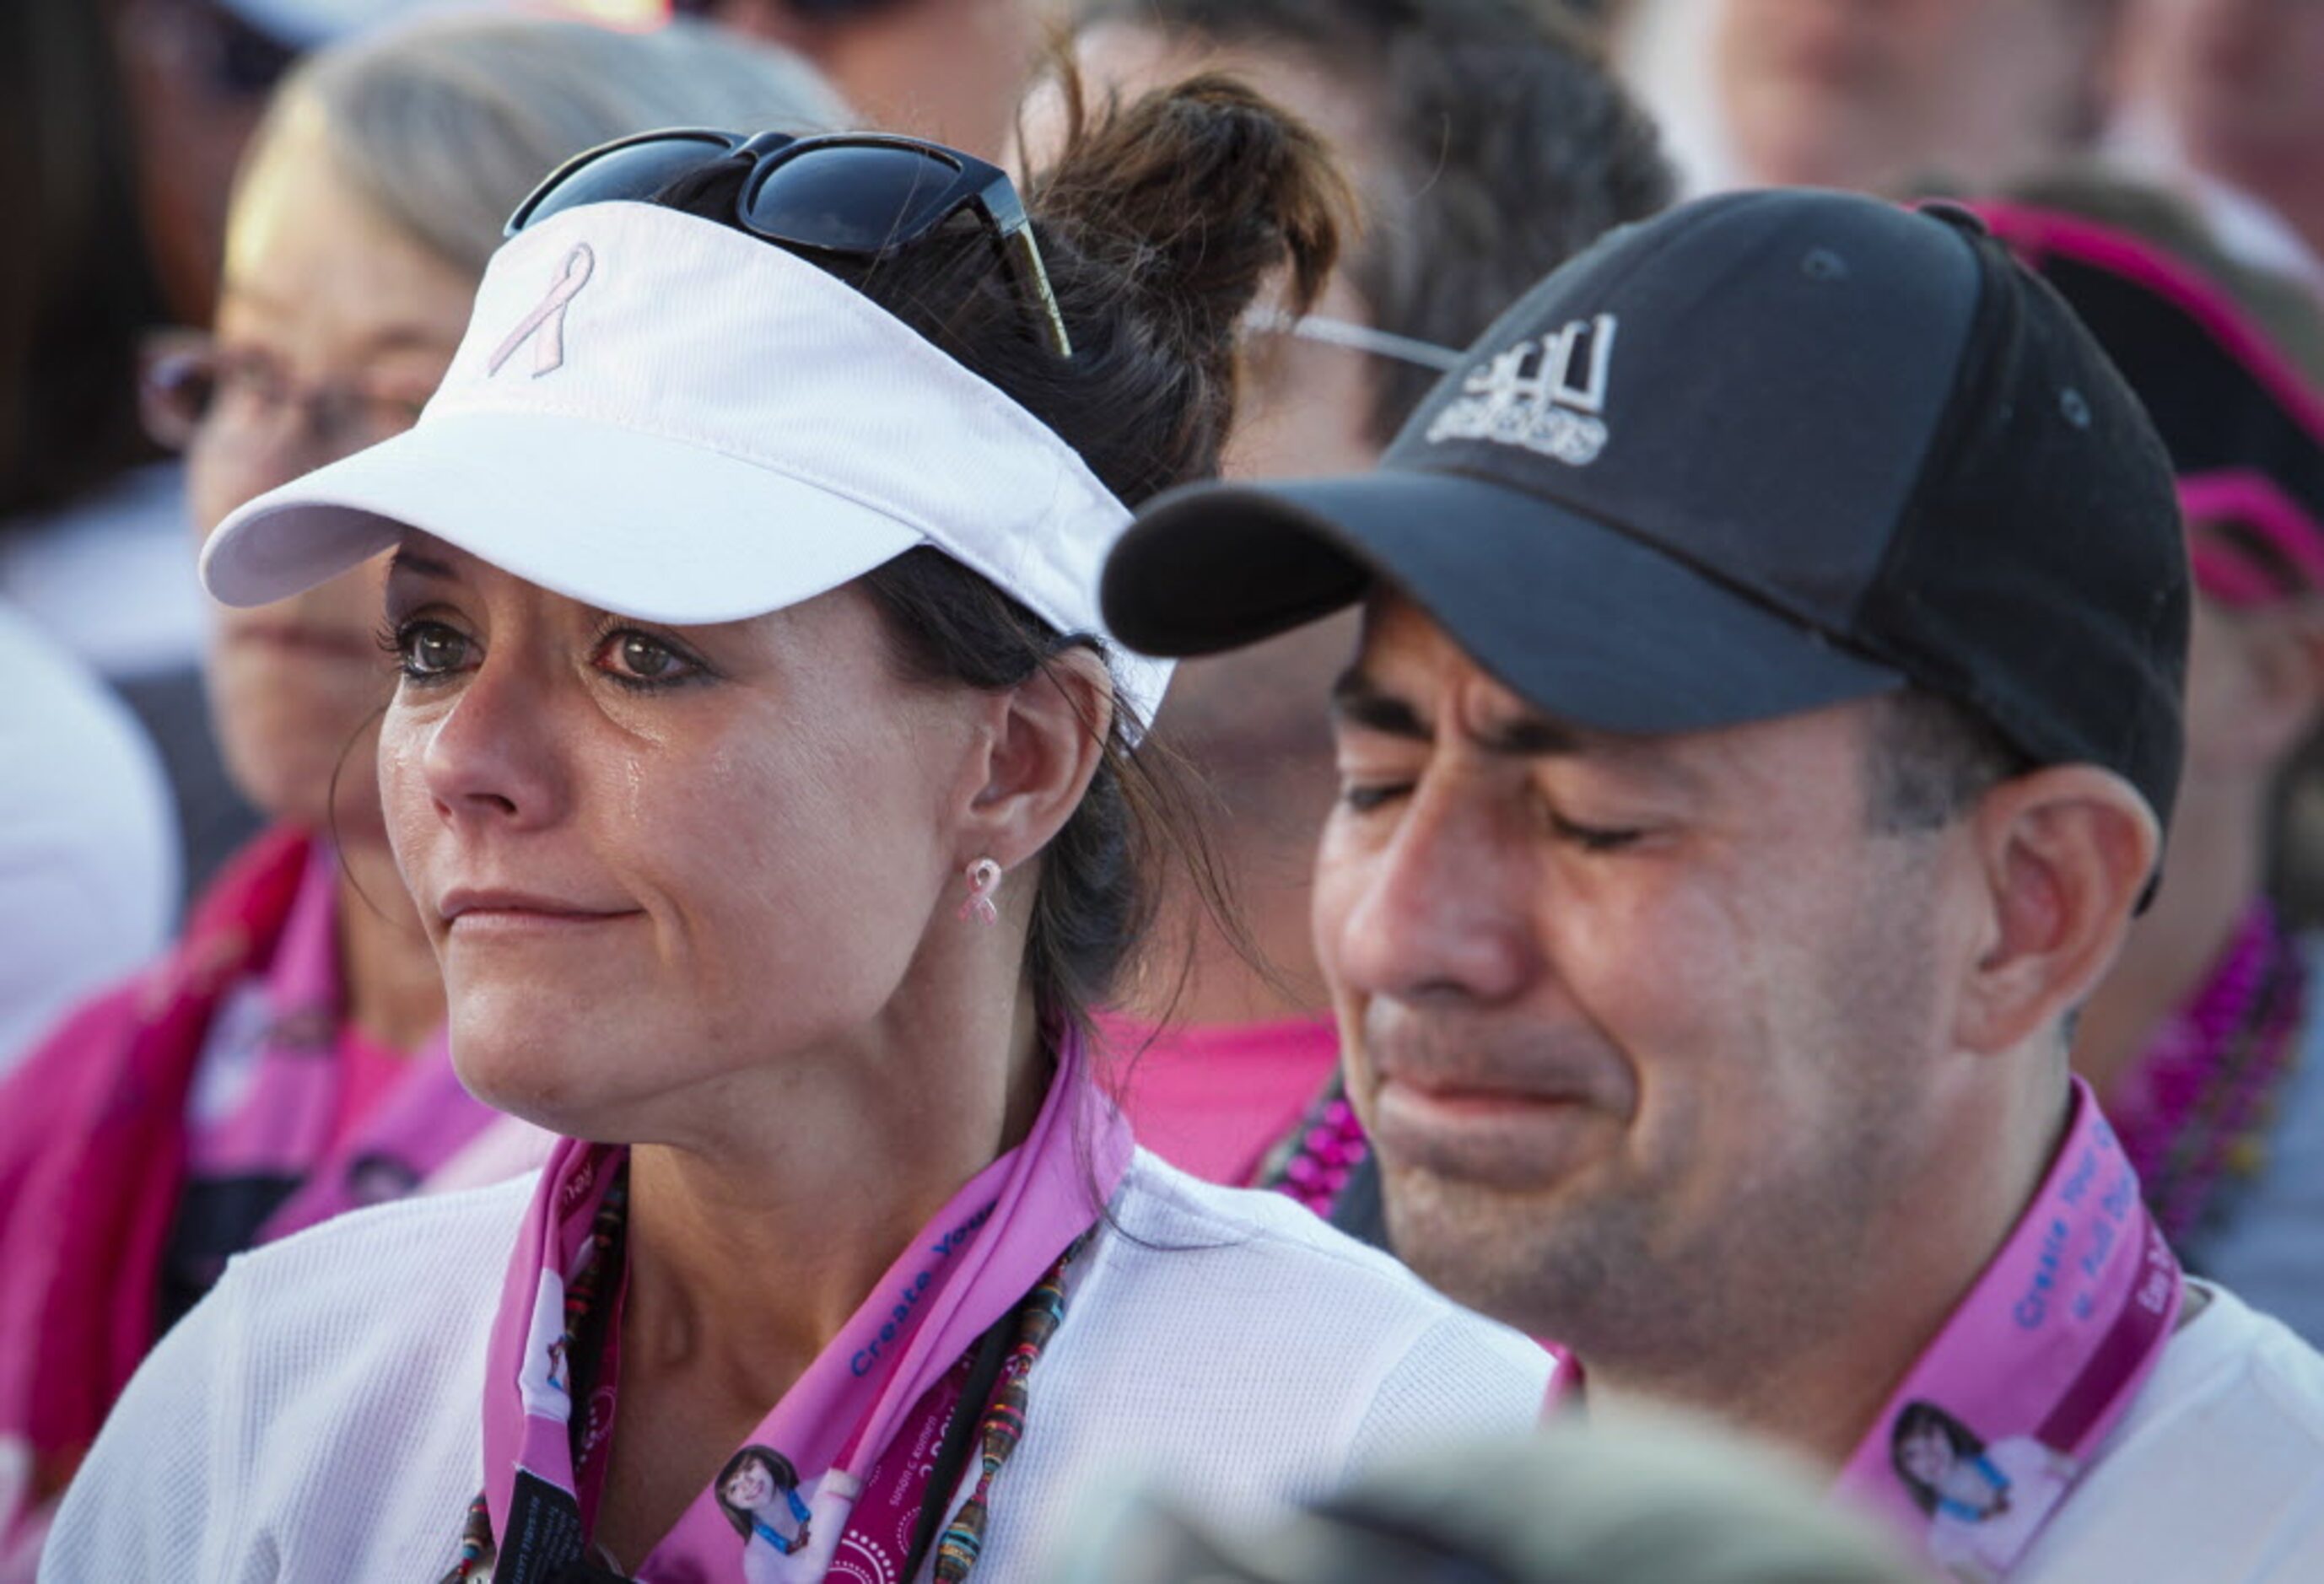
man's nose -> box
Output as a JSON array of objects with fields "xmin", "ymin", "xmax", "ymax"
[{"xmin": 1326, "ymin": 774, "xmax": 1541, "ymax": 1008}]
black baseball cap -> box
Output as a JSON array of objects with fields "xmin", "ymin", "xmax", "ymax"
[{"xmin": 1102, "ymin": 188, "xmax": 2191, "ymax": 833}]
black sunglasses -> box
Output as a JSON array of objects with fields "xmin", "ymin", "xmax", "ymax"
[{"xmin": 505, "ymin": 128, "xmax": 1072, "ymax": 358}]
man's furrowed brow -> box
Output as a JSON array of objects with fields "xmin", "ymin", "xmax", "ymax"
[
  {"xmin": 1330, "ymin": 668, "xmax": 1432, "ymax": 741},
  {"xmin": 1474, "ymin": 712, "xmax": 1585, "ymax": 758},
  {"xmin": 1330, "ymin": 668, "xmax": 1591, "ymax": 758}
]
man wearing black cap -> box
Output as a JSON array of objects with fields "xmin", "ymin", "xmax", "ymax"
[{"xmin": 1102, "ymin": 188, "xmax": 2324, "ymax": 1580}]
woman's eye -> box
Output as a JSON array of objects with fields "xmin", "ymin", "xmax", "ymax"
[
  {"xmin": 619, "ymin": 634, "xmax": 675, "ymax": 678},
  {"xmin": 592, "ymin": 628, "xmax": 702, "ymax": 688},
  {"xmin": 396, "ymin": 621, "xmax": 472, "ymax": 679}
]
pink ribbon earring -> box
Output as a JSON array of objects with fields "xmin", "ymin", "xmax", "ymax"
[{"xmin": 959, "ymin": 858, "xmax": 1002, "ymax": 925}]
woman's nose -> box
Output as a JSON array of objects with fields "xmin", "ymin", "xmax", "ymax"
[{"xmin": 412, "ymin": 649, "xmax": 568, "ymax": 832}]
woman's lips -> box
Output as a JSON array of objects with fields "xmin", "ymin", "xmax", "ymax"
[
  {"xmin": 445, "ymin": 908, "xmax": 639, "ymax": 934},
  {"xmin": 439, "ymin": 889, "xmax": 643, "ymax": 935}
]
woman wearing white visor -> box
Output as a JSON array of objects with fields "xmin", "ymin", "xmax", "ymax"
[{"xmin": 43, "ymin": 75, "xmax": 1550, "ymax": 1584}]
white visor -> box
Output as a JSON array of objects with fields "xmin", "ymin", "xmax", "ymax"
[{"xmin": 202, "ymin": 201, "xmax": 1170, "ymax": 730}]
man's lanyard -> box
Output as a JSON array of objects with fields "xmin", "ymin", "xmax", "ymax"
[
  {"xmin": 1834, "ymin": 1079, "xmax": 2179, "ymax": 1576},
  {"xmin": 1546, "ymin": 1080, "xmax": 2179, "ymax": 1581}
]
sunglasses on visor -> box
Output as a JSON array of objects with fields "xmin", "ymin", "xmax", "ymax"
[{"xmin": 505, "ymin": 127, "xmax": 1073, "ymax": 358}]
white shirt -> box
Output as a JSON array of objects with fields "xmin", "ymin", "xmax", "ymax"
[
  {"xmin": 0, "ymin": 601, "xmax": 178, "ymax": 1069},
  {"xmin": 40, "ymin": 1152, "xmax": 1552, "ymax": 1582},
  {"xmin": 2014, "ymin": 1282, "xmax": 2324, "ymax": 1582},
  {"xmin": 0, "ymin": 465, "xmax": 204, "ymax": 682}
]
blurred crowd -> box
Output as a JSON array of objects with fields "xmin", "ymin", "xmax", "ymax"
[{"xmin": 3, "ymin": 1, "xmax": 2323, "ymax": 1581}]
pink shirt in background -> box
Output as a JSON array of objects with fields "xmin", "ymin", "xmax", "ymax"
[
  {"xmin": 327, "ymin": 1031, "xmax": 410, "ymax": 1155},
  {"xmin": 1097, "ymin": 1013, "xmax": 1340, "ymax": 1186}
]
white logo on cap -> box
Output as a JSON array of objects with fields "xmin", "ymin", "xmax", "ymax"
[
  {"xmin": 1426, "ymin": 314, "xmax": 1615, "ymax": 466},
  {"xmin": 488, "ymin": 243, "xmax": 596, "ymax": 379}
]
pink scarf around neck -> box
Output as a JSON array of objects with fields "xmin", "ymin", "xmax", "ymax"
[{"xmin": 477, "ymin": 1027, "xmax": 1133, "ymax": 1583}]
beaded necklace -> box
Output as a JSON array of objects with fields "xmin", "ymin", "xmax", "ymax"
[
  {"xmin": 1255, "ymin": 1073, "xmax": 1368, "ymax": 1216},
  {"xmin": 2110, "ymin": 900, "xmax": 2310, "ymax": 1253},
  {"xmin": 442, "ymin": 1169, "xmax": 1078, "ymax": 1583}
]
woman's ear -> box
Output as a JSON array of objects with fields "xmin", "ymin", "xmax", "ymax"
[
  {"xmin": 1952, "ymin": 765, "xmax": 2161, "ymax": 1056},
  {"xmin": 957, "ymin": 648, "xmax": 1113, "ymax": 875}
]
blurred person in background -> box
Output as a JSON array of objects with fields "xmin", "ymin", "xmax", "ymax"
[
  {"xmin": 1050, "ymin": 0, "xmax": 1672, "ymax": 1226},
  {"xmin": 13, "ymin": 0, "xmax": 425, "ymax": 904},
  {"xmin": 1966, "ymin": 175, "xmax": 2324, "ymax": 1347},
  {"xmin": 0, "ymin": 15, "xmax": 844, "ymax": 1575},
  {"xmin": 108, "ymin": 0, "xmax": 664, "ymax": 330},
  {"xmin": 687, "ymin": 0, "xmax": 1042, "ymax": 159},
  {"xmin": 2108, "ymin": 0, "xmax": 2324, "ymax": 294},
  {"xmin": 0, "ymin": 0, "xmax": 183, "ymax": 1063},
  {"xmin": 1049, "ymin": 1416, "xmax": 1928, "ymax": 1584},
  {"xmin": 8, "ymin": 0, "xmax": 661, "ymax": 910},
  {"xmin": 1616, "ymin": 0, "xmax": 2127, "ymax": 197},
  {"xmin": 0, "ymin": 617, "xmax": 175, "ymax": 1070},
  {"xmin": 110, "ymin": 0, "xmax": 314, "ymax": 335}
]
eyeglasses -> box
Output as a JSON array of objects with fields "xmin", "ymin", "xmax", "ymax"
[
  {"xmin": 139, "ymin": 330, "xmax": 437, "ymax": 455},
  {"xmin": 1241, "ymin": 309, "xmax": 1464, "ymax": 374},
  {"xmin": 505, "ymin": 127, "xmax": 1074, "ymax": 358}
]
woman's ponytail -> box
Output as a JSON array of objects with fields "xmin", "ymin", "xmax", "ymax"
[{"xmin": 1019, "ymin": 62, "xmax": 1351, "ymax": 498}]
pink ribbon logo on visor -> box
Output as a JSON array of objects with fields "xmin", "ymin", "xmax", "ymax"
[{"xmin": 489, "ymin": 243, "xmax": 596, "ymax": 378}]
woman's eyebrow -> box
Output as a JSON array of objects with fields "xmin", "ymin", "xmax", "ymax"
[{"xmin": 387, "ymin": 547, "xmax": 458, "ymax": 582}]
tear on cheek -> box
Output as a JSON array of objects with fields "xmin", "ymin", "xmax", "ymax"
[{"xmin": 375, "ymin": 728, "xmax": 433, "ymax": 851}]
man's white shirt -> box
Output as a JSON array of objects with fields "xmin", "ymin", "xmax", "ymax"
[{"xmin": 2014, "ymin": 1281, "xmax": 2324, "ymax": 1581}]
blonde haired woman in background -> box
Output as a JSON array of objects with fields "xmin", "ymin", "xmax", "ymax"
[{"xmin": 0, "ymin": 16, "xmax": 844, "ymax": 1574}]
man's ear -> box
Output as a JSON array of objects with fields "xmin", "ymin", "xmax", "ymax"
[
  {"xmin": 956, "ymin": 648, "xmax": 1113, "ymax": 881},
  {"xmin": 1953, "ymin": 766, "xmax": 2161, "ymax": 1056}
]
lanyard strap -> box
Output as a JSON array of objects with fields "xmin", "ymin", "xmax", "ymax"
[
  {"xmin": 1835, "ymin": 1080, "xmax": 2181, "ymax": 1578},
  {"xmin": 464, "ymin": 1030, "xmax": 1130, "ymax": 1584},
  {"xmin": 903, "ymin": 1312, "xmax": 1015, "ymax": 1577},
  {"xmin": 444, "ymin": 1195, "xmax": 1083, "ymax": 1584}
]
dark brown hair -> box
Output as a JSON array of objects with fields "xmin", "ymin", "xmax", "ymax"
[
  {"xmin": 655, "ymin": 65, "xmax": 1349, "ymax": 1037},
  {"xmin": 1864, "ymin": 687, "xmax": 2032, "ymax": 836},
  {"xmin": 0, "ymin": 0, "xmax": 166, "ymax": 525},
  {"xmin": 1889, "ymin": 1400, "xmax": 1987, "ymax": 1517}
]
